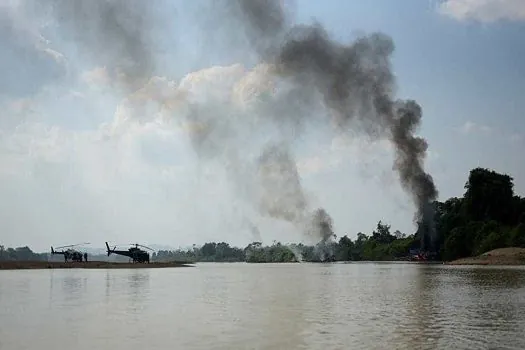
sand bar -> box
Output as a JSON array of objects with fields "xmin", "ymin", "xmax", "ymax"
[{"xmin": 0, "ymin": 260, "xmax": 194, "ymax": 270}]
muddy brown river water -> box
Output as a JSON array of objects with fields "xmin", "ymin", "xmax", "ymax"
[{"xmin": 1, "ymin": 262, "xmax": 525, "ymax": 350}]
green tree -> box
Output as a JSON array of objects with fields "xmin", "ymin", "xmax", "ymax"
[
  {"xmin": 463, "ymin": 167, "xmax": 515, "ymax": 224},
  {"xmin": 201, "ymin": 242, "xmax": 217, "ymax": 258},
  {"xmin": 508, "ymin": 224, "xmax": 525, "ymax": 248},
  {"xmin": 372, "ymin": 221, "xmax": 396, "ymax": 244},
  {"xmin": 335, "ymin": 235, "xmax": 353, "ymax": 261}
]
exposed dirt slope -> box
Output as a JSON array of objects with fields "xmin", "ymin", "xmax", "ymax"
[{"xmin": 447, "ymin": 247, "xmax": 525, "ymax": 265}]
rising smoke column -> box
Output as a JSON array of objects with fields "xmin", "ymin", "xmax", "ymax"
[
  {"xmin": 256, "ymin": 143, "xmax": 308, "ymax": 223},
  {"xmin": 390, "ymin": 101, "xmax": 438, "ymax": 250},
  {"xmin": 231, "ymin": 0, "xmax": 439, "ymax": 248},
  {"xmin": 173, "ymin": 62, "xmax": 334, "ymax": 246}
]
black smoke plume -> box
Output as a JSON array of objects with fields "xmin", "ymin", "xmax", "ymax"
[{"xmin": 231, "ymin": 0, "xmax": 438, "ymax": 247}]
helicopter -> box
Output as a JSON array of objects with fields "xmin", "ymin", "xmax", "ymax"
[
  {"xmin": 105, "ymin": 242, "xmax": 153, "ymax": 263},
  {"xmin": 51, "ymin": 243, "xmax": 90, "ymax": 262}
]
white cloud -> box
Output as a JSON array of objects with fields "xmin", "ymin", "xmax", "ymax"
[
  {"xmin": 456, "ymin": 120, "xmax": 525, "ymax": 147},
  {"xmin": 439, "ymin": 0, "xmax": 525, "ymax": 22},
  {"xmin": 40, "ymin": 48, "xmax": 67, "ymax": 65},
  {"xmin": 458, "ymin": 120, "xmax": 493, "ymax": 134},
  {"xmin": 8, "ymin": 98, "xmax": 34, "ymax": 114},
  {"xmin": 81, "ymin": 66, "xmax": 112, "ymax": 87},
  {"xmin": 0, "ymin": 116, "xmax": 205, "ymax": 249},
  {"xmin": 67, "ymin": 90, "xmax": 86, "ymax": 99}
]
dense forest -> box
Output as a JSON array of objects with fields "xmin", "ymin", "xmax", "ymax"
[{"xmin": 2, "ymin": 167, "xmax": 524, "ymax": 263}]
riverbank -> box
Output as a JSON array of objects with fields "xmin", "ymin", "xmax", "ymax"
[
  {"xmin": 447, "ymin": 247, "xmax": 525, "ymax": 265},
  {"xmin": 0, "ymin": 260, "xmax": 194, "ymax": 270}
]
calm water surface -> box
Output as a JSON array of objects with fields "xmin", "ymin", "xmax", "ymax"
[{"xmin": 1, "ymin": 263, "xmax": 525, "ymax": 350}]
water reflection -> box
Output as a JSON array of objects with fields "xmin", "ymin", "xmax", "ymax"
[
  {"xmin": 48, "ymin": 270, "xmax": 55, "ymax": 307},
  {"xmin": 127, "ymin": 270, "xmax": 150, "ymax": 293},
  {"xmin": 0, "ymin": 272, "xmax": 32, "ymax": 317},
  {"xmin": 105, "ymin": 271, "xmax": 112, "ymax": 299},
  {"xmin": 2, "ymin": 264, "xmax": 525, "ymax": 350},
  {"xmin": 104, "ymin": 270, "xmax": 151, "ymax": 314},
  {"xmin": 45, "ymin": 270, "xmax": 88, "ymax": 306},
  {"xmin": 462, "ymin": 267, "xmax": 525, "ymax": 290},
  {"xmin": 126, "ymin": 270, "xmax": 150, "ymax": 309},
  {"xmin": 61, "ymin": 274, "xmax": 88, "ymax": 307},
  {"xmin": 456, "ymin": 267, "xmax": 525, "ymax": 350},
  {"xmin": 391, "ymin": 266, "xmax": 443, "ymax": 350},
  {"xmin": 247, "ymin": 264, "xmax": 309, "ymax": 349},
  {"xmin": 300, "ymin": 263, "xmax": 350, "ymax": 349},
  {"xmin": 194, "ymin": 264, "xmax": 310, "ymax": 349},
  {"xmin": 104, "ymin": 270, "xmax": 150, "ymax": 295}
]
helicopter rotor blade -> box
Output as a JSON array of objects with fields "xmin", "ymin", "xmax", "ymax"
[
  {"xmin": 123, "ymin": 243, "xmax": 154, "ymax": 251},
  {"xmin": 137, "ymin": 244, "xmax": 154, "ymax": 251},
  {"xmin": 111, "ymin": 243, "xmax": 131, "ymax": 248},
  {"xmin": 54, "ymin": 242, "xmax": 90, "ymax": 249},
  {"xmin": 108, "ymin": 242, "xmax": 154, "ymax": 251}
]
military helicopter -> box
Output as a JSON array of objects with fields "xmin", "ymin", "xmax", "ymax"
[
  {"xmin": 105, "ymin": 242, "xmax": 153, "ymax": 263},
  {"xmin": 51, "ymin": 243, "xmax": 90, "ymax": 262}
]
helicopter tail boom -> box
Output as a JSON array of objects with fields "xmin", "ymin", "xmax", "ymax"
[{"xmin": 105, "ymin": 242, "xmax": 111, "ymax": 256}]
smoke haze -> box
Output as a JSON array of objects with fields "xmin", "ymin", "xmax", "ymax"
[
  {"xmin": 40, "ymin": 0, "xmax": 166, "ymax": 91},
  {"xmin": 0, "ymin": 0, "xmax": 438, "ymax": 250}
]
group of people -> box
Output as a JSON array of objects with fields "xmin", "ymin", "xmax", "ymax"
[{"xmin": 62, "ymin": 251, "xmax": 88, "ymax": 262}]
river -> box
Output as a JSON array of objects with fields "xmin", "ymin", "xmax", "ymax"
[{"xmin": 1, "ymin": 262, "xmax": 525, "ymax": 350}]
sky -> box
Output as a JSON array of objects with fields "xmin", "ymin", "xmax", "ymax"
[{"xmin": 1, "ymin": 0, "xmax": 524, "ymax": 252}]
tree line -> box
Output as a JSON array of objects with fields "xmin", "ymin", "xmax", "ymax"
[
  {"xmin": 152, "ymin": 167, "xmax": 525, "ymax": 263},
  {"xmin": 2, "ymin": 167, "xmax": 524, "ymax": 263},
  {"xmin": 0, "ymin": 246, "xmax": 47, "ymax": 261}
]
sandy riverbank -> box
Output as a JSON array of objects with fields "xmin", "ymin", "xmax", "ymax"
[
  {"xmin": 447, "ymin": 247, "xmax": 525, "ymax": 266},
  {"xmin": 0, "ymin": 260, "xmax": 194, "ymax": 270}
]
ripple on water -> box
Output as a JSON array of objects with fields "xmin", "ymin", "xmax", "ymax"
[{"xmin": 1, "ymin": 264, "xmax": 525, "ymax": 350}]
